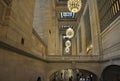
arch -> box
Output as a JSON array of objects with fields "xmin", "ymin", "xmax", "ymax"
[
  {"xmin": 47, "ymin": 66, "xmax": 99, "ymax": 78},
  {"xmin": 49, "ymin": 68, "xmax": 97, "ymax": 81},
  {"xmin": 101, "ymin": 65, "xmax": 120, "ymax": 81},
  {"xmin": 46, "ymin": 63, "xmax": 100, "ymax": 81}
]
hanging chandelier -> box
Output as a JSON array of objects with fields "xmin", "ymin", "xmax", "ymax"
[
  {"xmin": 65, "ymin": 40, "xmax": 71, "ymax": 47},
  {"xmin": 67, "ymin": 0, "xmax": 82, "ymax": 13},
  {"xmin": 65, "ymin": 47, "xmax": 70, "ymax": 53},
  {"xmin": 66, "ymin": 28, "xmax": 74, "ymax": 38}
]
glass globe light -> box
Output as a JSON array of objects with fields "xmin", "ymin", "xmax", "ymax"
[
  {"xmin": 67, "ymin": 0, "xmax": 82, "ymax": 13},
  {"xmin": 66, "ymin": 28, "xmax": 74, "ymax": 38},
  {"xmin": 65, "ymin": 40, "xmax": 71, "ymax": 47},
  {"xmin": 65, "ymin": 47, "xmax": 70, "ymax": 53}
]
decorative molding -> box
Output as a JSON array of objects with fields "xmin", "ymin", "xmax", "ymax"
[
  {"xmin": 32, "ymin": 29, "xmax": 47, "ymax": 48},
  {"xmin": 100, "ymin": 16, "xmax": 120, "ymax": 37},
  {"xmin": 0, "ymin": 41, "xmax": 120, "ymax": 63},
  {"xmin": 103, "ymin": 42, "xmax": 120, "ymax": 54},
  {"xmin": 0, "ymin": 41, "xmax": 48, "ymax": 62}
]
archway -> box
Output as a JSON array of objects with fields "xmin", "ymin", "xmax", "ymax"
[
  {"xmin": 101, "ymin": 65, "xmax": 120, "ymax": 81},
  {"xmin": 49, "ymin": 68, "xmax": 97, "ymax": 81}
]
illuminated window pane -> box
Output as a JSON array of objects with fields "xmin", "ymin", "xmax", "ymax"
[
  {"xmin": 61, "ymin": 25, "xmax": 72, "ymax": 29},
  {"xmin": 60, "ymin": 12, "xmax": 75, "ymax": 19}
]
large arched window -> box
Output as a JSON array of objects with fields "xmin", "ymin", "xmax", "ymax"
[{"xmin": 101, "ymin": 65, "xmax": 120, "ymax": 81}]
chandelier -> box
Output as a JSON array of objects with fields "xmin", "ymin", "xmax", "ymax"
[
  {"xmin": 65, "ymin": 47, "xmax": 70, "ymax": 53},
  {"xmin": 65, "ymin": 40, "xmax": 71, "ymax": 47},
  {"xmin": 66, "ymin": 28, "xmax": 74, "ymax": 38},
  {"xmin": 67, "ymin": 0, "xmax": 82, "ymax": 13}
]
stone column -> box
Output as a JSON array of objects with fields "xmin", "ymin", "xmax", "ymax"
[
  {"xmin": 72, "ymin": 36, "xmax": 77, "ymax": 55},
  {"xmin": 88, "ymin": 0, "xmax": 101, "ymax": 55},
  {"xmin": 76, "ymin": 29, "xmax": 80, "ymax": 55},
  {"xmin": 59, "ymin": 33, "xmax": 63, "ymax": 55},
  {"xmin": 81, "ymin": 17, "xmax": 87, "ymax": 55},
  {"xmin": 47, "ymin": 0, "xmax": 56, "ymax": 55},
  {"xmin": 55, "ymin": 15, "xmax": 60, "ymax": 55},
  {"xmin": 76, "ymin": 25, "xmax": 83, "ymax": 55}
]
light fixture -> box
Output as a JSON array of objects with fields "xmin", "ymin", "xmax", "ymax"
[
  {"xmin": 65, "ymin": 40, "xmax": 71, "ymax": 47},
  {"xmin": 67, "ymin": 0, "xmax": 82, "ymax": 13},
  {"xmin": 66, "ymin": 28, "xmax": 74, "ymax": 38},
  {"xmin": 65, "ymin": 47, "xmax": 70, "ymax": 53}
]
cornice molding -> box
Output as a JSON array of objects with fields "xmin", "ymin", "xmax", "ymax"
[{"xmin": 0, "ymin": 41, "xmax": 120, "ymax": 63}]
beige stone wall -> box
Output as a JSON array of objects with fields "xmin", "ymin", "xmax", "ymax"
[
  {"xmin": 97, "ymin": 15, "xmax": 120, "ymax": 77},
  {"xmin": 0, "ymin": 0, "xmax": 35, "ymax": 52},
  {"xmin": 0, "ymin": 48, "xmax": 101, "ymax": 81},
  {"xmin": 101, "ymin": 16, "xmax": 120, "ymax": 60},
  {"xmin": 31, "ymin": 30, "xmax": 47, "ymax": 58},
  {"xmin": 0, "ymin": 48, "xmax": 47, "ymax": 81},
  {"xmin": 0, "ymin": 0, "xmax": 120, "ymax": 81}
]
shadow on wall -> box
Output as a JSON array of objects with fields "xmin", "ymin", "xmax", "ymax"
[{"xmin": 101, "ymin": 65, "xmax": 120, "ymax": 81}]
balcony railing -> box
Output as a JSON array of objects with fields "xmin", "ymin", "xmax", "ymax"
[{"xmin": 46, "ymin": 55, "xmax": 99, "ymax": 62}]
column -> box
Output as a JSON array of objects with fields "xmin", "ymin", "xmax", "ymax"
[
  {"xmin": 88, "ymin": 0, "xmax": 101, "ymax": 55},
  {"xmin": 60, "ymin": 33, "xmax": 63, "ymax": 55},
  {"xmin": 76, "ymin": 29, "xmax": 80, "ymax": 55},
  {"xmin": 81, "ymin": 17, "xmax": 87, "ymax": 55},
  {"xmin": 55, "ymin": 14, "xmax": 60, "ymax": 55},
  {"xmin": 72, "ymin": 36, "xmax": 77, "ymax": 55}
]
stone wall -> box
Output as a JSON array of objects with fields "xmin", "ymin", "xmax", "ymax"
[
  {"xmin": 0, "ymin": 0, "xmax": 35, "ymax": 52},
  {"xmin": 0, "ymin": 0, "xmax": 46, "ymax": 57},
  {"xmin": 101, "ymin": 16, "xmax": 120, "ymax": 60},
  {"xmin": 0, "ymin": 1, "xmax": 48, "ymax": 80},
  {"xmin": 0, "ymin": 48, "xmax": 47, "ymax": 81},
  {"xmin": 0, "ymin": 0, "xmax": 120, "ymax": 81},
  {"xmin": 99, "ymin": 16, "xmax": 120, "ymax": 76},
  {"xmin": 31, "ymin": 29, "xmax": 47, "ymax": 58}
]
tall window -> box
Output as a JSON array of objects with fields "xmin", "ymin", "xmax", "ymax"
[
  {"xmin": 97, "ymin": 0, "xmax": 120, "ymax": 32},
  {"xmin": 60, "ymin": 12, "xmax": 75, "ymax": 19},
  {"xmin": 84, "ymin": 7, "xmax": 92, "ymax": 48}
]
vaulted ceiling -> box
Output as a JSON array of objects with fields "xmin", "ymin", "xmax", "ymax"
[
  {"xmin": 55, "ymin": 0, "xmax": 87, "ymax": 34},
  {"xmin": 33, "ymin": 0, "xmax": 87, "ymax": 47}
]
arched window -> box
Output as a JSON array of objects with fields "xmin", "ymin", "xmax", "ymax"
[{"xmin": 101, "ymin": 65, "xmax": 120, "ymax": 81}]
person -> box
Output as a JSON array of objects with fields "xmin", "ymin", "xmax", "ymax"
[
  {"xmin": 37, "ymin": 77, "xmax": 41, "ymax": 81},
  {"xmin": 52, "ymin": 78, "xmax": 56, "ymax": 81},
  {"xmin": 69, "ymin": 76, "xmax": 73, "ymax": 81},
  {"xmin": 99, "ymin": 78, "xmax": 102, "ymax": 81}
]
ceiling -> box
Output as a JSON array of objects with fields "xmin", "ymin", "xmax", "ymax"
[
  {"xmin": 33, "ymin": 0, "xmax": 87, "ymax": 47},
  {"xmin": 55, "ymin": 0, "xmax": 87, "ymax": 34}
]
